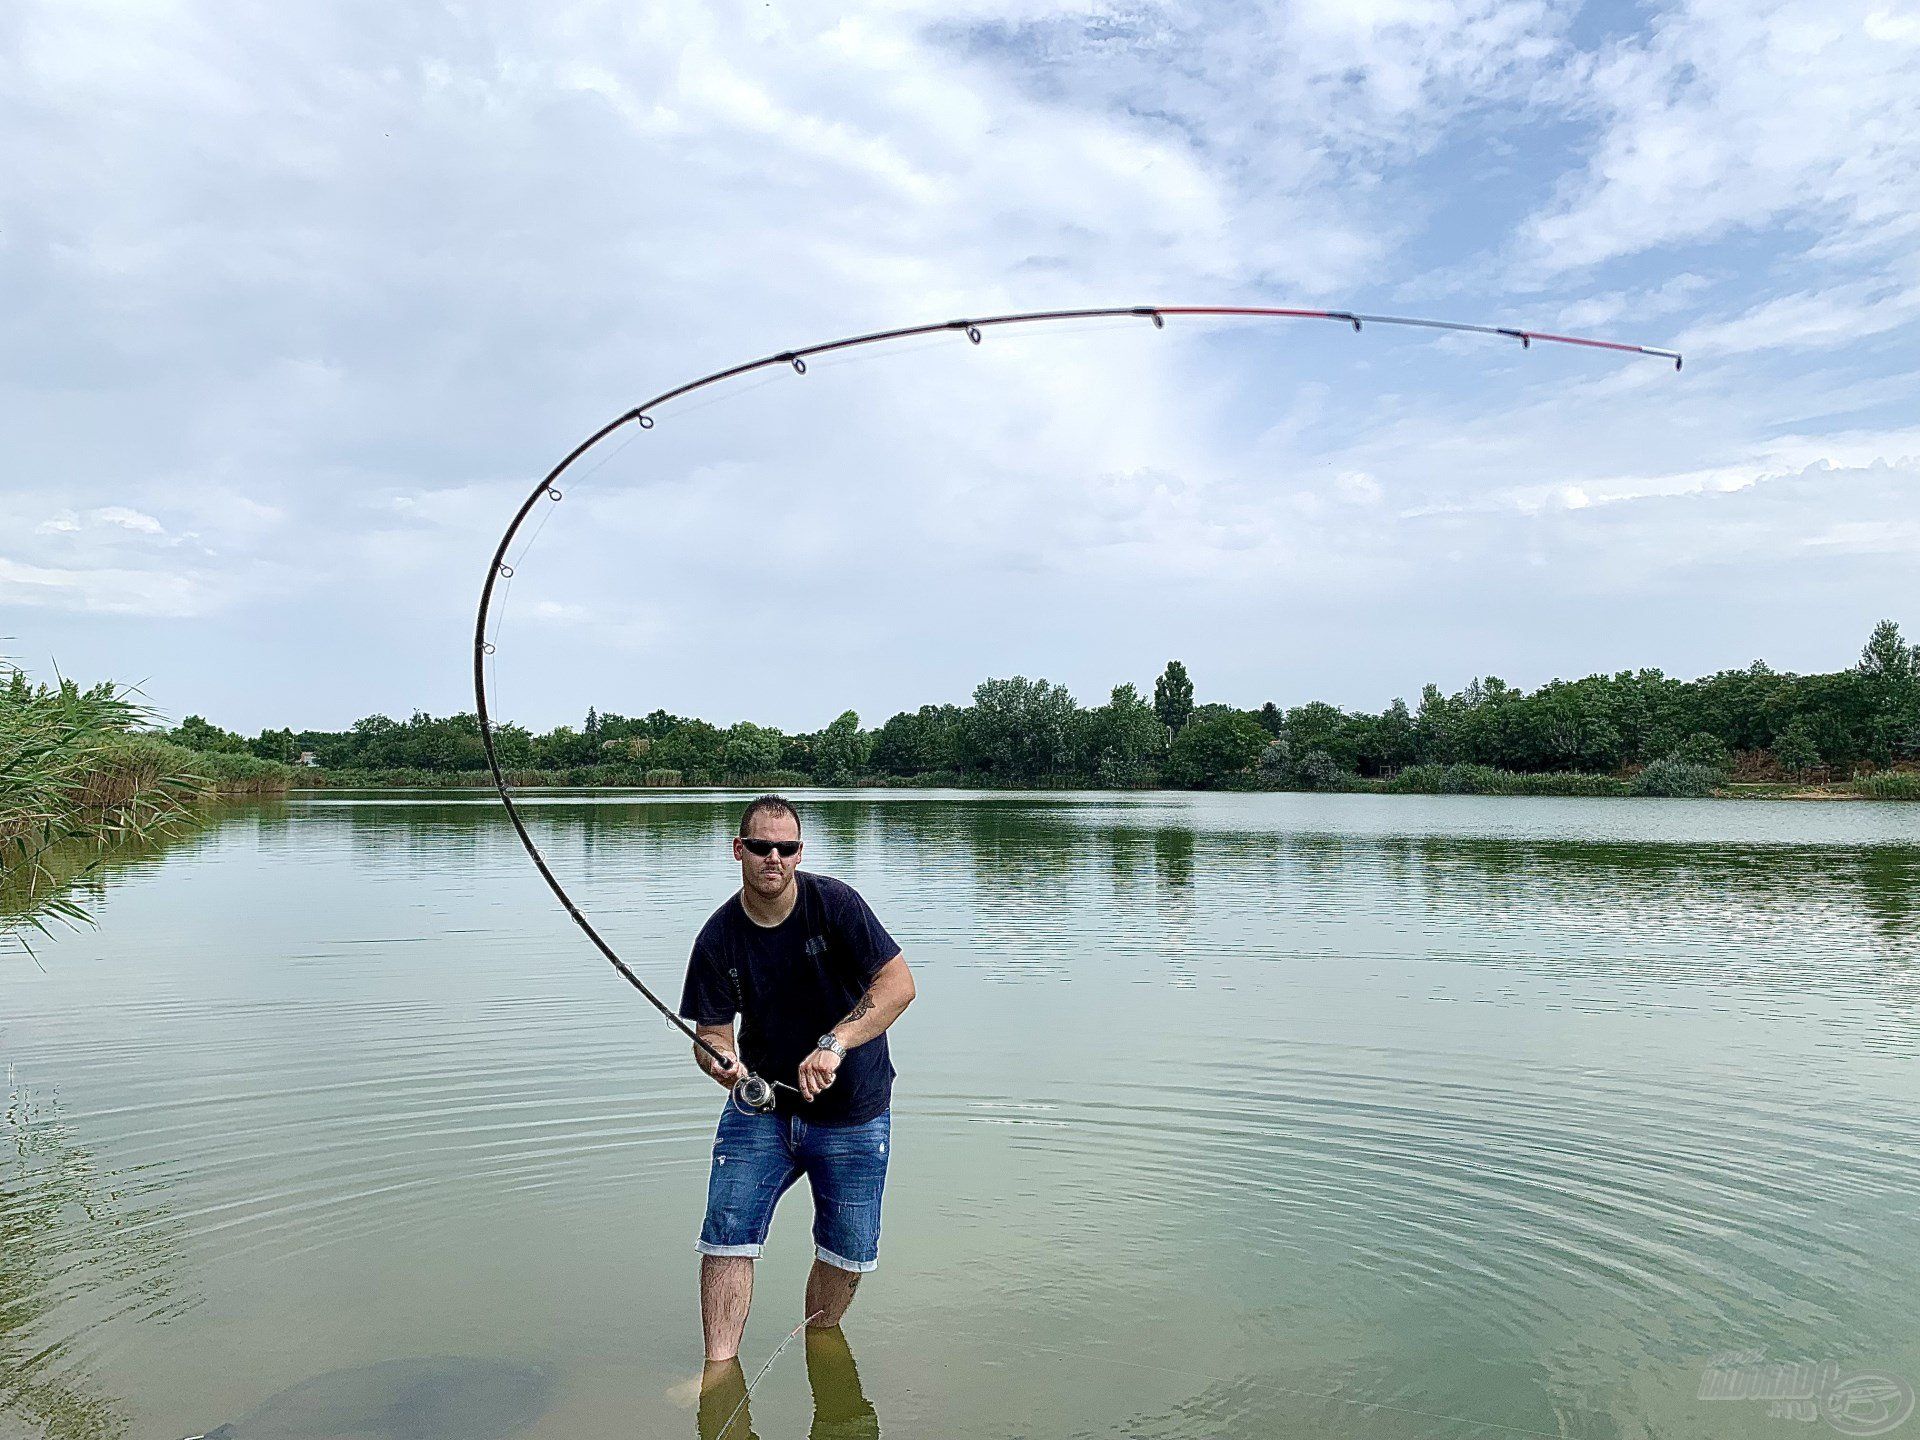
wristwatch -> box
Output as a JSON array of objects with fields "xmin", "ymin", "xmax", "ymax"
[{"xmin": 815, "ymin": 1033, "xmax": 847, "ymax": 1058}]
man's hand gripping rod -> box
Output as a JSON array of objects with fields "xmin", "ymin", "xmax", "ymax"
[
  {"xmin": 733, "ymin": 1073, "xmax": 794, "ymax": 1111},
  {"xmin": 699, "ymin": 1035, "xmax": 801, "ymax": 1113}
]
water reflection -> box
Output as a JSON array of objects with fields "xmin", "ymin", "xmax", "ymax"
[
  {"xmin": 199, "ymin": 1356, "xmax": 555, "ymax": 1440},
  {"xmin": 696, "ymin": 1326, "xmax": 879, "ymax": 1440},
  {"xmin": 1, "ymin": 1077, "xmax": 191, "ymax": 1440},
  {"xmin": 1, "ymin": 816, "xmax": 225, "ymax": 958}
]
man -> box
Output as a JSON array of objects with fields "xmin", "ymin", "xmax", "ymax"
[{"xmin": 679, "ymin": 795, "xmax": 916, "ymax": 1366}]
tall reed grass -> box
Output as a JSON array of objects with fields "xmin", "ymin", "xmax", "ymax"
[
  {"xmin": 1851, "ymin": 770, "xmax": 1920, "ymax": 800},
  {"xmin": 1382, "ymin": 763, "xmax": 1630, "ymax": 797}
]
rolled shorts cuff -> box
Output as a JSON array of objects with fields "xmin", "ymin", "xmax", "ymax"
[
  {"xmin": 814, "ymin": 1244, "xmax": 877, "ymax": 1274},
  {"xmin": 695, "ymin": 1241, "xmax": 764, "ymax": 1259}
]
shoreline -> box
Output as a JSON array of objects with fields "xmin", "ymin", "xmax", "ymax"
[{"xmin": 280, "ymin": 777, "xmax": 1913, "ymax": 802}]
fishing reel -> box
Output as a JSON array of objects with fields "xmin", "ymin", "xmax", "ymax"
[{"xmin": 733, "ymin": 1073, "xmax": 777, "ymax": 1112}]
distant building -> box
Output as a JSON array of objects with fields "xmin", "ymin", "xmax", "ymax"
[{"xmin": 297, "ymin": 751, "xmax": 320, "ymax": 767}]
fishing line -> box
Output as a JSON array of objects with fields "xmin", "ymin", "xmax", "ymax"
[
  {"xmin": 473, "ymin": 302, "xmax": 1682, "ymax": 1112},
  {"xmin": 713, "ymin": 1309, "xmax": 826, "ymax": 1440}
]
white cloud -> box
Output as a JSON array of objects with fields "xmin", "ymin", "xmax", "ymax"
[
  {"xmin": 1521, "ymin": 0, "xmax": 1920, "ymax": 275},
  {"xmin": 1671, "ymin": 282, "xmax": 1920, "ymax": 357},
  {"xmin": 92, "ymin": 505, "xmax": 165, "ymax": 534},
  {"xmin": 0, "ymin": 556, "xmax": 212, "ymax": 617},
  {"xmin": 1335, "ymin": 470, "xmax": 1385, "ymax": 506}
]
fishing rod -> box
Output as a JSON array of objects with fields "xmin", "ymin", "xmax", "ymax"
[
  {"xmin": 712, "ymin": 1309, "xmax": 825, "ymax": 1440},
  {"xmin": 472, "ymin": 303, "xmax": 1683, "ymax": 1112}
]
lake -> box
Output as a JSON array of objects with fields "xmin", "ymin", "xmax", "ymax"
[{"xmin": 4, "ymin": 789, "xmax": 1918, "ymax": 1440}]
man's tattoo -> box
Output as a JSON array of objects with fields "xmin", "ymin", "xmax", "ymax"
[{"xmin": 842, "ymin": 985, "xmax": 876, "ymax": 1027}]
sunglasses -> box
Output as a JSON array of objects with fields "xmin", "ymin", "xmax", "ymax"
[{"xmin": 740, "ymin": 837, "xmax": 802, "ymax": 858}]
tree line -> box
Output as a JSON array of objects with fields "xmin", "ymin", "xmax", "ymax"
[{"xmin": 176, "ymin": 620, "xmax": 1920, "ymax": 792}]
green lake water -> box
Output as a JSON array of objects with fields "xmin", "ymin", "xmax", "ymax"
[{"xmin": 3, "ymin": 789, "xmax": 1918, "ymax": 1440}]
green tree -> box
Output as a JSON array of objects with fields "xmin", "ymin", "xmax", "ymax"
[
  {"xmin": 1366, "ymin": 698, "xmax": 1417, "ymax": 774},
  {"xmin": 963, "ymin": 677, "xmax": 1079, "ymax": 782},
  {"xmin": 1674, "ymin": 731, "xmax": 1732, "ymax": 773},
  {"xmin": 871, "ymin": 705, "xmax": 963, "ymax": 776},
  {"xmin": 1856, "ymin": 619, "xmax": 1920, "ymax": 764},
  {"xmin": 1283, "ymin": 700, "xmax": 1359, "ymax": 770},
  {"xmin": 249, "ymin": 727, "xmax": 299, "ymax": 763},
  {"xmin": 534, "ymin": 724, "xmax": 597, "ymax": 768},
  {"xmin": 490, "ymin": 722, "xmax": 535, "ymax": 769},
  {"xmin": 1164, "ymin": 711, "xmax": 1267, "ymax": 788},
  {"xmin": 1413, "ymin": 683, "xmax": 1457, "ymax": 764},
  {"xmin": 651, "ymin": 719, "xmax": 725, "ymax": 779},
  {"xmin": 810, "ymin": 710, "xmax": 870, "ymax": 784},
  {"xmin": 1152, "ymin": 661, "xmax": 1193, "ymax": 740},
  {"xmin": 1772, "ymin": 721, "xmax": 1820, "ymax": 779},
  {"xmin": 171, "ymin": 714, "xmax": 247, "ymax": 754},
  {"xmin": 722, "ymin": 721, "xmax": 782, "ymax": 778},
  {"xmin": 1079, "ymin": 683, "xmax": 1162, "ymax": 786},
  {"xmin": 1858, "ymin": 619, "xmax": 1916, "ymax": 682}
]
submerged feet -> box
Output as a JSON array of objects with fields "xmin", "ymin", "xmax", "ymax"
[{"xmin": 696, "ymin": 1359, "xmax": 753, "ymax": 1440}]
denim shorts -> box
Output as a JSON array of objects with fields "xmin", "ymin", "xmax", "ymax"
[{"xmin": 696, "ymin": 1102, "xmax": 891, "ymax": 1273}]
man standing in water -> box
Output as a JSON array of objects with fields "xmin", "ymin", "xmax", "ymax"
[{"xmin": 680, "ymin": 795, "xmax": 916, "ymax": 1365}]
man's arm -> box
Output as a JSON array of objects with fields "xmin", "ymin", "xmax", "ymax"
[
  {"xmin": 693, "ymin": 1020, "xmax": 744, "ymax": 1088},
  {"xmin": 832, "ymin": 953, "xmax": 915, "ymax": 1050},
  {"xmin": 796, "ymin": 953, "xmax": 915, "ymax": 1101}
]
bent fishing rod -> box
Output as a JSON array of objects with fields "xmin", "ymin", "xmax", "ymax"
[{"xmin": 472, "ymin": 302, "xmax": 1683, "ymax": 1112}]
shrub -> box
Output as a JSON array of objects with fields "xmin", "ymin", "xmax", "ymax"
[
  {"xmin": 1256, "ymin": 737, "xmax": 1291, "ymax": 779},
  {"xmin": 1631, "ymin": 756, "xmax": 1724, "ymax": 798},
  {"xmin": 1385, "ymin": 764, "xmax": 1627, "ymax": 797},
  {"xmin": 1852, "ymin": 770, "xmax": 1920, "ymax": 800},
  {"xmin": 1292, "ymin": 749, "xmax": 1349, "ymax": 791}
]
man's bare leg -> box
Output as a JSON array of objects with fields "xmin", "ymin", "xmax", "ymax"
[
  {"xmin": 702, "ymin": 1255, "xmax": 755, "ymax": 1362},
  {"xmin": 804, "ymin": 1259, "xmax": 863, "ymax": 1328}
]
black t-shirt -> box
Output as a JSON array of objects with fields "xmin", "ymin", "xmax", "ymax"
[{"xmin": 678, "ymin": 871, "xmax": 901, "ymax": 1125}]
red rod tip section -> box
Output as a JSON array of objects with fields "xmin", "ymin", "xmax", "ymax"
[{"xmin": 1152, "ymin": 306, "xmax": 1677, "ymax": 364}]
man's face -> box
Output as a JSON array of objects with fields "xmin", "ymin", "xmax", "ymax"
[{"xmin": 734, "ymin": 811, "xmax": 802, "ymax": 900}]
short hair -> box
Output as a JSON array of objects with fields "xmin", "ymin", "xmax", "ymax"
[{"xmin": 738, "ymin": 794, "xmax": 801, "ymax": 837}]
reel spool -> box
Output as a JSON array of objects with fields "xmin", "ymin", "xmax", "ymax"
[{"xmin": 734, "ymin": 1074, "xmax": 777, "ymax": 1112}]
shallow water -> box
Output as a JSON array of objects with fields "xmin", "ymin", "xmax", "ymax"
[{"xmin": 3, "ymin": 789, "xmax": 1918, "ymax": 1440}]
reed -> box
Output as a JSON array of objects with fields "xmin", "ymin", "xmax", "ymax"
[
  {"xmin": 1851, "ymin": 770, "xmax": 1920, "ymax": 800},
  {"xmin": 1383, "ymin": 763, "xmax": 1630, "ymax": 797}
]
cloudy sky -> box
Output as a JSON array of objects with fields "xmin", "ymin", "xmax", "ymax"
[{"xmin": 4, "ymin": 0, "xmax": 1916, "ymax": 734}]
